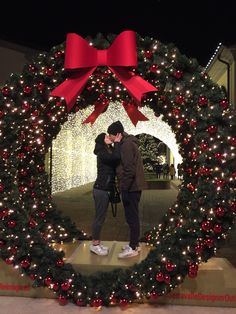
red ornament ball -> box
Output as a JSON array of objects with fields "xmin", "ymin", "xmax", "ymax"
[
  {"xmin": 215, "ymin": 179, "xmax": 225, "ymax": 188},
  {"xmin": 172, "ymin": 108, "xmax": 180, "ymax": 116},
  {"xmin": 219, "ymin": 98, "xmax": 229, "ymax": 109},
  {"xmin": 198, "ymin": 96, "xmax": 208, "ymax": 106},
  {"xmin": 0, "ymin": 183, "xmax": 5, "ymax": 192},
  {"xmin": 213, "ymin": 224, "xmax": 222, "ymax": 234},
  {"xmin": 214, "ymin": 152, "xmax": 223, "ymax": 160},
  {"xmin": 195, "ymin": 243, "xmax": 203, "ymax": 254},
  {"xmin": 174, "ymin": 70, "xmax": 184, "ymax": 79},
  {"xmin": 149, "ymin": 64, "xmax": 158, "ymax": 73},
  {"xmin": 58, "ymin": 295, "xmax": 68, "ymax": 306},
  {"xmin": 204, "ymin": 238, "xmax": 215, "ymax": 248},
  {"xmin": 8, "ymin": 220, "xmax": 16, "ymax": 228},
  {"xmin": 37, "ymin": 82, "xmax": 45, "ymax": 91},
  {"xmin": 20, "ymin": 259, "xmax": 31, "ymax": 269},
  {"xmin": 187, "ymin": 183, "xmax": 196, "ymax": 192},
  {"xmin": 207, "ymin": 125, "xmax": 217, "ymax": 134},
  {"xmin": 190, "ymin": 119, "xmax": 197, "ymax": 128},
  {"xmin": 23, "ymin": 86, "xmax": 32, "ymax": 94},
  {"xmin": 10, "ymin": 246, "xmax": 17, "ymax": 255},
  {"xmin": 189, "ymin": 263, "xmax": 198, "ymax": 272},
  {"xmin": 230, "ymin": 201, "xmax": 236, "ymax": 212},
  {"xmin": 76, "ymin": 299, "xmax": 85, "ymax": 306},
  {"xmin": 201, "ymin": 220, "xmax": 212, "ymax": 232},
  {"xmin": 61, "ymin": 281, "xmax": 71, "ymax": 291},
  {"xmin": 185, "ymin": 168, "xmax": 193, "ymax": 175},
  {"xmin": 54, "ymin": 50, "xmax": 64, "ymax": 59},
  {"xmin": 0, "ymin": 209, "xmax": 9, "ymax": 218},
  {"xmin": 144, "ymin": 50, "xmax": 153, "ymax": 59},
  {"xmin": 199, "ymin": 142, "xmax": 208, "ymax": 151},
  {"xmin": 155, "ymin": 271, "xmax": 164, "ymax": 282},
  {"xmin": 188, "ymin": 270, "xmax": 198, "ymax": 278},
  {"xmin": 178, "ymin": 118, "xmax": 185, "ymax": 125},
  {"xmin": 56, "ymin": 259, "xmax": 64, "ymax": 267},
  {"xmin": 215, "ymin": 207, "xmax": 225, "ymax": 217},
  {"xmin": 53, "ymin": 282, "xmax": 60, "ymax": 291},
  {"xmin": 2, "ymin": 151, "xmax": 10, "ymax": 160},
  {"xmin": 44, "ymin": 67, "xmax": 54, "ymax": 77},
  {"xmin": 229, "ymin": 137, "xmax": 236, "ymax": 146},
  {"xmin": 91, "ymin": 298, "xmax": 103, "ymax": 307},
  {"xmin": 175, "ymin": 95, "xmax": 185, "ymax": 104},
  {"xmin": 39, "ymin": 211, "xmax": 46, "ymax": 218},
  {"xmin": 5, "ymin": 258, "xmax": 13, "ymax": 265},
  {"xmin": 44, "ymin": 276, "xmax": 53, "ymax": 286},
  {"xmin": 119, "ymin": 298, "xmax": 129, "ymax": 306},
  {"xmin": 22, "ymin": 101, "xmax": 31, "ymax": 111},
  {"xmin": 29, "ymin": 218, "xmax": 37, "ymax": 228},
  {"xmin": 30, "ymin": 274, "xmax": 36, "ymax": 281},
  {"xmin": 165, "ymin": 261, "xmax": 175, "ymax": 272},
  {"xmin": 28, "ymin": 64, "xmax": 37, "ymax": 73},
  {"xmin": 0, "ymin": 239, "xmax": 6, "ymax": 247},
  {"xmin": 2, "ymin": 86, "xmax": 10, "ymax": 96},
  {"xmin": 150, "ymin": 291, "xmax": 158, "ymax": 300},
  {"xmin": 164, "ymin": 274, "xmax": 171, "ymax": 284}
]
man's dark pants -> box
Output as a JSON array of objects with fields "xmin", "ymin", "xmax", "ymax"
[{"xmin": 121, "ymin": 191, "xmax": 142, "ymax": 250}]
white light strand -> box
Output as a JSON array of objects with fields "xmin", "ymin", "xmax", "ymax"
[{"xmin": 205, "ymin": 42, "xmax": 222, "ymax": 70}]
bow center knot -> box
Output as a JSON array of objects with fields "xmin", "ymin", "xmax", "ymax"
[{"xmin": 97, "ymin": 50, "xmax": 108, "ymax": 66}]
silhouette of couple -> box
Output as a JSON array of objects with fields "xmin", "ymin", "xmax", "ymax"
[{"xmin": 90, "ymin": 121, "xmax": 146, "ymax": 258}]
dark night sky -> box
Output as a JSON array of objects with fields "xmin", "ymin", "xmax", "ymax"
[{"xmin": 0, "ymin": 0, "xmax": 236, "ymax": 66}]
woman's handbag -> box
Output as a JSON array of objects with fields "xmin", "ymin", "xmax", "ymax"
[{"xmin": 109, "ymin": 185, "xmax": 121, "ymax": 217}]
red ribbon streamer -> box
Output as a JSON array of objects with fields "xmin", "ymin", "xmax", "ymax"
[{"xmin": 49, "ymin": 30, "xmax": 157, "ymax": 125}]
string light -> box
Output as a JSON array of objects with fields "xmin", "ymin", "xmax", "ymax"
[{"xmin": 205, "ymin": 42, "xmax": 222, "ymax": 70}]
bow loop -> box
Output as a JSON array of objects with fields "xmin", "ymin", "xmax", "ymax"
[
  {"xmin": 65, "ymin": 33, "xmax": 98, "ymax": 69},
  {"xmin": 107, "ymin": 30, "xmax": 137, "ymax": 67}
]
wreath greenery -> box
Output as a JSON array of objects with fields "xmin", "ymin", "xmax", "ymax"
[{"xmin": 0, "ymin": 32, "xmax": 236, "ymax": 307}]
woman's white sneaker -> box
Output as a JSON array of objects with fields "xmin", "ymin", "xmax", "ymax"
[
  {"xmin": 90, "ymin": 244, "xmax": 108, "ymax": 256},
  {"xmin": 118, "ymin": 245, "xmax": 139, "ymax": 258}
]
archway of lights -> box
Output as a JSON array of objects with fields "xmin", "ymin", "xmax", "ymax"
[
  {"xmin": 51, "ymin": 103, "xmax": 182, "ymax": 193},
  {"xmin": 0, "ymin": 32, "xmax": 235, "ymax": 307}
]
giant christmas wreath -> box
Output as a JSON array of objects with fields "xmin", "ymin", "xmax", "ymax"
[{"xmin": 0, "ymin": 31, "xmax": 236, "ymax": 307}]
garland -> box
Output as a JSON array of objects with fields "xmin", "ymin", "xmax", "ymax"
[{"xmin": 0, "ymin": 32, "xmax": 235, "ymax": 307}]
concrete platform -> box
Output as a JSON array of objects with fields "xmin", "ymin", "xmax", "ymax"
[
  {"xmin": 65, "ymin": 241, "xmax": 150, "ymax": 274},
  {"xmin": 1, "ymin": 241, "xmax": 236, "ymax": 307}
]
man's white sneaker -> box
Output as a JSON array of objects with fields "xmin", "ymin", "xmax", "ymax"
[
  {"xmin": 90, "ymin": 244, "xmax": 108, "ymax": 256},
  {"xmin": 118, "ymin": 245, "xmax": 139, "ymax": 258},
  {"xmin": 122, "ymin": 244, "xmax": 141, "ymax": 252}
]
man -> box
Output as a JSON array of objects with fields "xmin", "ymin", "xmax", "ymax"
[{"xmin": 107, "ymin": 121, "xmax": 146, "ymax": 258}]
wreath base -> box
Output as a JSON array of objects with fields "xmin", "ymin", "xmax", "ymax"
[{"xmin": 0, "ymin": 255, "xmax": 236, "ymax": 308}]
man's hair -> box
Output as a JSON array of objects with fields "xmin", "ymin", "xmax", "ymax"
[{"xmin": 107, "ymin": 121, "xmax": 124, "ymax": 135}]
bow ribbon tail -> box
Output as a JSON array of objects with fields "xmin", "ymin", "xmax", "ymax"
[
  {"xmin": 122, "ymin": 101, "xmax": 149, "ymax": 126},
  {"xmin": 83, "ymin": 99, "xmax": 110, "ymax": 125},
  {"xmin": 110, "ymin": 67, "xmax": 157, "ymax": 103},
  {"xmin": 49, "ymin": 68, "xmax": 95, "ymax": 112}
]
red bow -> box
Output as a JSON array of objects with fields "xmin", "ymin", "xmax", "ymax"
[{"xmin": 49, "ymin": 31, "xmax": 157, "ymax": 125}]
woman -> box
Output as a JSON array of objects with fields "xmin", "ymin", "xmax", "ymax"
[{"xmin": 90, "ymin": 132, "xmax": 122, "ymax": 256}]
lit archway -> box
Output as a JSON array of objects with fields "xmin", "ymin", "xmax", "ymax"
[{"xmin": 51, "ymin": 102, "xmax": 182, "ymax": 193}]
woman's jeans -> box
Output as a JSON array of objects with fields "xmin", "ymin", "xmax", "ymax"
[{"xmin": 92, "ymin": 188, "xmax": 109, "ymax": 240}]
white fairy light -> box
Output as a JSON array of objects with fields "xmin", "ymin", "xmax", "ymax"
[{"xmin": 51, "ymin": 102, "xmax": 182, "ymax": 193}]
